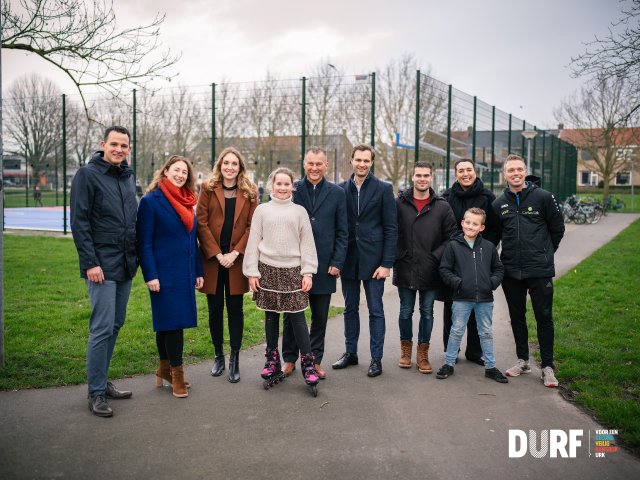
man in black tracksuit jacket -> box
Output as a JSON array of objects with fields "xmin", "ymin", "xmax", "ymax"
[
  {"xmin": 492, "ymin": 154, "xmax": 565, "ymax": 387},
  {"xmin": 441, "ymin": 158, "xmax": 500, "ymax": 364}
]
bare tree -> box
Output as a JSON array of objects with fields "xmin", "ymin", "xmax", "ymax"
[
  {"xmin": 571, "ymin": 0, "xmax": 640, "ymax": 124},
  {"xmin": 4, "ymin": 74, "xmax": 62, "ymax": 181},
  {"xmin": 307, "ymin": 63, "xmax": 344, "ymax": 146},
  {"xmin": 2, "ymin": 0, "xmax": 180, "ymax": 118},
  {"xmin": 555, "ymin": 74, "xmax": 640, "ymax": 202}
]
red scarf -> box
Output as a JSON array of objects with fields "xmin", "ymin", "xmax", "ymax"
[{"xmin": 159, "ymin": 178, "xmax": 197, "ymax": 232}]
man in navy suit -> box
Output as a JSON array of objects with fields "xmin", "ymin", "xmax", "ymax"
[
  {"xmin": 281, "ymin": 147, "xmax": 348, "ymax": 379},
  {"xmin": 332, "ymin": 144, "xmax": 398, "ymax": 377}
]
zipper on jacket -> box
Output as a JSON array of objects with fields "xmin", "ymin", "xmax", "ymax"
[{"xmin": 473, "ymin": 249, "xmax": 479, "ymax": 302}]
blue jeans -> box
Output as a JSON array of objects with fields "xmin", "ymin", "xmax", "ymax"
[
  {"xmin": 341, "ymin": 278, "xmax": 386, "ymax": 359},
  {"xmin": 444, "ymin": 301, "xmax": 496, "ymax": 369},
  {"xmin": 86, "ymin": 279, "xmax": 132, "ymax": 396},
  {"xmin": 397, "ymin": 287, "xmax": 436, "ymax": 344}
]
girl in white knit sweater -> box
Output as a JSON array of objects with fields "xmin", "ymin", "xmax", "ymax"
[{"xmin": 243, "ymin": 168, "xmax": 320, "ymax": 393}]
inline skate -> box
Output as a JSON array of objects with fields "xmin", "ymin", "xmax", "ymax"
[
  {"xmin": 301, "ymin": 353, "xmax": 319, "ymax": 397},
  {"xmin": 261, "ymin": 347, "xmax": 285, "ymax": 390}
]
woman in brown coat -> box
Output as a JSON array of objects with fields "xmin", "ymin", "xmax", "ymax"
[{"xmin": 197, "ymin": 147, "xmax": 258, "ymax": 383}]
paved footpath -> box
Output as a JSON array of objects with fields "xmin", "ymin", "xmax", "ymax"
[{"xmin": 1, "ymin": 214, "xmax": 639, "ymax": 480}]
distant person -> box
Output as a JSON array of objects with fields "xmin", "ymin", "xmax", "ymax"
[
  {"xmin": 492, "ymin": 154, "xmax": 565, "ymax": 388},
  {"xmin": 393, "ymin": 161, "xmax": 456, "ymax": 374},
  {"xmin": 70, "ymin": 126, "xmax": 137, "ymax": 417},
  {"xmin": 332, "ymin": 144, "xmax": 397, "ymax": 377},
  {"xmin": 33, "ymin": 184, "xmax": 43, "ymax": 207},
  {"xmin": 243, "ymin": 168, "xmax": 319, "ymax": 394},
  {"xmin": 135, "ymin": 179, "xmax": 143, "ymax": 199},
  {"xmin": 281, "ymin": 147, "xmax": 348, "ymax": 380},
  {"xmin": 437, "ymin": 208, "xmax": 507, "ymax": 383},
  {"xmin": 137, "ymin": 155, "xmax": 204, "ymax": 398},
  {"xmin": 258, "ymin": 184, "xmax": 264, "ymax": 204},
  {"xmin": 197, "ymin": 147, "xmax": 258, "ymax": 383},
  {"xmin": 441, "ymin": 159, "xmax": 500, "ymax": 365}
]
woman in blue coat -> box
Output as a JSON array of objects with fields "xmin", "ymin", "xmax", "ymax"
[{"xmin": 137, "ymin": 155, "xmax": 204, "ymax": 398}]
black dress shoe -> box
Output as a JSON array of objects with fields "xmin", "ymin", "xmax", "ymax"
[
  {"xmin": 105, "ymin": 381, "xmax": 132, "ymax": 399},
  {"xmin": 88, "ymin": 395, "xmax": 113, "ymax": 417},
  {"xmin": 332, "ymin": 352, "xmax": 358, "ymax": 369},
  {"xmin": 466, "ymin": 356, "xmax": 485, "ymax": 366},
  {"xmin": 211, "ymin": 355, "xmax": 225, "ymax": 377},
  {"xmin": 367, "ymin": 358, "xmax": 382, "ymax": 377}
]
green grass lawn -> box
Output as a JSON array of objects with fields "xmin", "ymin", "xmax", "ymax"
[
  {"xmin": 0, "ymin": 234, "xmax": 342, "ymax": 390},
  {"xmin": 527, "ymin": 219, "xmax": 640, "ymax": 450}
]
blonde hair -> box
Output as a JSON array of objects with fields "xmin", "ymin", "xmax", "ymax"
[
  {"xmin": 267, "ymin": 167, "xmax": 296, "ymax": 193},
  {"xmin": 206, "ymin": 147, "xmax": 257, "ymax": 201},
  {"xmin": 146, "ymin": 155, "xmax": 196, "ymax": 193}
]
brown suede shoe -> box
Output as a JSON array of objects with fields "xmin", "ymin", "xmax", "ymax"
[
  {"xmin": 315, "ymin": 364, "xmax": 326, "ymax": 379},
  {"xmin": 398, "ymin": 340, "xmax": 412, "ymax": 368},
  {"xmin": 416, "ymin": 343, "xmax": 433, "ymax": 374},
  {"xmin": 283, "ymin": 362, "xmax": 296, "ymax": 377}
]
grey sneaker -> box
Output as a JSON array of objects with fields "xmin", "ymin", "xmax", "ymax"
[
  {"xmin": 541, "ymin": 366, "xmax": 559, "ymax": 388},
  {"xmin": 505, "ymin": 359, "xmax": 531, "ymax": 377},
  {"xmin": 88, "ymin": 395, "xmax": 113, "ymax": 417}
]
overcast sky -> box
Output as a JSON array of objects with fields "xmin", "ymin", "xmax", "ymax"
[{"xmin": 3, "ymin": 0, "xmax": 622, "ymax": 128}]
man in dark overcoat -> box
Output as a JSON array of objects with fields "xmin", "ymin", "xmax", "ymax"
[
  {"xmin": 281, "ymin": 147, "xmax": 348, "ymax": 379},
  {"xmin": 332, "ymin": 144, "xmax": 397, "ymax": 377}
]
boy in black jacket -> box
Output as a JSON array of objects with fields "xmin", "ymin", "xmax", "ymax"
[{"xmin": 436, "ymin": 208, "xmax": 508, "ymax": 383}]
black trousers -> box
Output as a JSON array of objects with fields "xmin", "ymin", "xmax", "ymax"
[
  {"xmin": 442, "ymin": 301, "xmax": 483, "ymax": 360},
  {"xmin": 156, "ymin": 329, "xmax": 184, "ymax": 367},
  {"xmin": 206, "ymin": 267, "xmax": 244, "ymax": 355},
  {"xmin": 501, "ymin": 275, "xmax": 555, "ymax": 368},
  {"xmin": 282, "ymin": 294, "xmax": 331, "ymax": 364},
  {"xmin": 266, "ymin": 311, "xmax": 311, "ymax": 356}
]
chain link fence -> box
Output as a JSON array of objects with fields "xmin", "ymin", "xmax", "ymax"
[{"xmin": 2, "ymin": 70, "xmax": 576, "ymax": 231}]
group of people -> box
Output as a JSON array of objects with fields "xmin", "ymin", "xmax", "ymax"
[{"xmin": 71, "ymin": 125, "xmax": 564, "ymax": 418}]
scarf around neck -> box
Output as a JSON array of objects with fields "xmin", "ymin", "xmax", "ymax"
[{"xmin": 159, "ymin": 178, "xmax": 197, "ymax": 232}]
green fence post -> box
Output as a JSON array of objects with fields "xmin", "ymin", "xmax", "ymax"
[
  {"xmin": 370, "ymin": 72, "xmax": 376, "ymax": 173},
  {"xmin": 415, "ymin": 70, "xmax": 420, "ymax": 165},
  {"xmin": 132, "ymin": 89, "xmax": 137, "ymax": 183},
  {"xmin": 521, "ymin": 120, "xmax": 526, "ymax": 157},
  {"xmin": 472, "ymin": 96, "xmax": 477, "ymax": 163},
  {"xmin": 508, "ymin": 114, "xmax": 512, "ymax": 154},
  {"xmin": 532, "ymin": 126, "xmax": 537, "ymax": 176},
  {"xmin": 446, "ymin": 84, "xmax": 452, "ymax": 186},
  {"xmin": 491, "ymin": 106, "xmax": 495, "ymax": 191},
  {"xmin": 211, "ymin": 83, "xmax": 216, "ymax": 167},
  {"xmin": 541, "ymin": 131, "xmax": 546, "ymax": 187},
  {"xmin": 62, "ymin": 94, "xmax": 68, "ymax": 235},
  {"xmin": 301, "ymin": 76, "xmax": 307, "ymax": 177}
]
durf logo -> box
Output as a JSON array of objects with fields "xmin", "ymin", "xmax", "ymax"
[{"xmin": 509, "ymin": 429, "xmax": 583, "ymax": 458}]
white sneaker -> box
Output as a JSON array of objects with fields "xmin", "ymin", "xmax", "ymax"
[
  {"xmin": 505, "ymin": 359, "xmax": 531, "ymax": 377},
  {"xmin": 541, "ymin": 366, "xmax": 558, "ymax": 388}
]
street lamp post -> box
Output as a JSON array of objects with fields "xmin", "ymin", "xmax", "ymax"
[{"xmin": 521, "ymin": 129, "xmax": 538, "ymax": 173}]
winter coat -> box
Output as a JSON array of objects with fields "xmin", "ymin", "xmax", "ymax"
[
  {"xmin": 442, "ymin": 178, "xmax": 500, "ymax": 245},
  {"xmin": 70, "ymin": 151, "xmax": 137, "ymax": 281},
  {"xmin": 393, "ymin": 188, "xmax": 457, "ymax": 290},
  {"xmin": 136, "ymin": 190, "xmax": 204, "ymax": 332},
  {"xmin": 492, "ymin": 182, "xmax": 565, "ymax": 279},
  {"xmin": 340, "ymin": 174, "xmax": 398, "ymax": 280},
  {"xmin": 196, "ymin": 185, "xmax": 258, "ymax": 295},
  {"xmin": 439, "ymin": 233, "xmax": 504, "ymax": 302},
  {"xmin": 293, "ymin": 178, "xmax": 348, "ymax": 295}
]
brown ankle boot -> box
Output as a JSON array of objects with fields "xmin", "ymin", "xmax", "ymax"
[
  {"xmin": 170, "ymin": 365, "xmax": 189, "ymax": 398},
  {"xmin": 156, "ymin": 360, "xmax": 190, "ymax": 388},
  {"xmin": 155, "ymin": 360, "xmax": 171, "ymax": 387},
  {"xmin": 416, "ymin": 343, "xmax": 432, "ymax": 374},
  {"xmin": 398, "ymin": 340, "xmax": 412, "ymax": 368}
]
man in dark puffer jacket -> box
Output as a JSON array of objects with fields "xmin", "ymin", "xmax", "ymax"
[
  {"xmin": 492, "ymin": 154, "xmax": 565, "ymax": 388},
  {"xmin": 441, "ymin": 158, "xmax": 500, "ymax": 365}
]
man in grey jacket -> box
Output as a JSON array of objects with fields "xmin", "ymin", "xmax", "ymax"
[{"xmin": 71, "ymin": 126, "xmax": 138, "ymax": 417}]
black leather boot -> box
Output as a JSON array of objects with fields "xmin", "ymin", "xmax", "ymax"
[
  {"xmin": 228, "ymin": 350, "xmax": 240, "ymax": 383},
  {"xmin": 210, "ymin": 354, "xmax": 225, "ymax": 377}
]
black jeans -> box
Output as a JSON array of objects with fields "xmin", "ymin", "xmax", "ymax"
[
  {"xmin": 156, "ymin": 329, "xmax": 184, "ymax": 367},
  {"xmin": 442, "ymin": 301, "xmax": 483, "ymax": 360},
  {"xmin": 282, "ymin": 294, "xmax": 331, "ymax": 364},
  {"xmin": 206, "ymin": 267, "xmax": 244, "ymax": 355},
  {"xmin": 266, "ymin": 311, "xmax": 311, "ymax": 356},
  {"xmin": 501, "ymin": 275, "xmax": 555, "ymax": 368}
]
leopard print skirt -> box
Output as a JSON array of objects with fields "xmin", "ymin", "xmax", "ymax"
[{"xmin": 253, "ymin": 261, "xmax": 309, "ymax": 313}]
